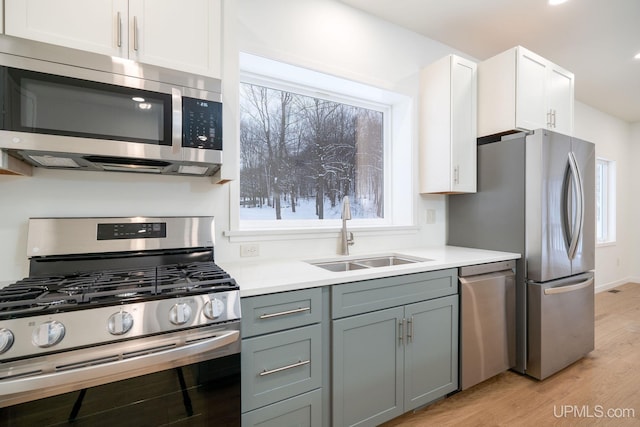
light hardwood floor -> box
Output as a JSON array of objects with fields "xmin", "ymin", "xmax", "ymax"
[{"xmin": 382, "ymin": 282, "xmax": 640, "ymax": 427}]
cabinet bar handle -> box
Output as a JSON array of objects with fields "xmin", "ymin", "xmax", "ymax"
[
  {"xmin": 259, "ymin": 307, "xmax": 310, "ymax": 319},
  {"xmin": 133, "ymin": 16, "xmax": 139, "ymax": 51},
  {"xmin": 407, "ymin": 316, "xmax": 414, "ymax": 343},
  {"xmin": 259, "ymin": 360, "xmax": 310, "ymax": 376},
  {"xmin": 116, "ymin": 12, "xmax": 122, "ymax": 47},
  {"xmin": 399, "ymin": 319, "xmax": 405, "ymax": 344},
  {"xmin": 552, "ymin": 109, "xmax": 557, "ymax": 128}
]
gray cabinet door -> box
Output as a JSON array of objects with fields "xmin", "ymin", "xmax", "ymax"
[
  {"xmin": 242, "ymin": 324, "xmax": 322, "ymax": 412},
  {"xmin": 404, "ymin": 295, "xmax": 459, "ymax": 410},
  {"xmin": 332, "ymin": 307, "xmax": 404, "ymax": 427},
  {"xmin": 242, "ymin": 389, "xmax": 322, "ymax": 427}
]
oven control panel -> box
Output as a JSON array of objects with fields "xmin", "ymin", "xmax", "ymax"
[
  {"xmin": 0, "ymin": 290, "xmax": 240, "ymax": 361},
  {"xmin": 97, "ymin": 222, "xmax": 167, "ymax": 240}
]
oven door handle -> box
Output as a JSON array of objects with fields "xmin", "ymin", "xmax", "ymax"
[{"xmin": 0, "ymin": 329, "xmax": 239, "ymax": 404}]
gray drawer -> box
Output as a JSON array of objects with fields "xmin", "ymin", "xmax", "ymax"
[
  {"xmin": 242, "ymin": 288, "xmax": 322, "ymax": 338},
  {"xmin": 242, "ymin": 324, "xmax": 322, "ymax": 412},
  {"xmin": 241, "ymin": 389, "xmax": 322, "ymax": 427},
  {"xmin": 331, "ymin": 269, "xmax": 457, "ymax": 319}
]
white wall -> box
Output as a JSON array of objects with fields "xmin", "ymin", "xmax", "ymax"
[
  {"xmin": 630, "ymin": 122, "xmax": 640, "ymax": 283},
  {"xmin": 0, "ymin": 170, "xmax": 230, "ymax": 281},
  {"xmin": 573, "ymin": 102, "xmax": 633, "ymax": 291}
]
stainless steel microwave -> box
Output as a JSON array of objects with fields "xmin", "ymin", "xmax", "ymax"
[{"xmin": 0, "ymin": 43, "xmax": 223, "ymax": 176}]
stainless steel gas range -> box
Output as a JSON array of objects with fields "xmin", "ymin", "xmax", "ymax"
[{"xmin": 0, "ymin": 216, "xmax": 241, "ymax": 426}]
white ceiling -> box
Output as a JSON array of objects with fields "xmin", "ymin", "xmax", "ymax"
[{"xmin": 339, "ymin": 0, "xmax": 640, "ymax": 123}]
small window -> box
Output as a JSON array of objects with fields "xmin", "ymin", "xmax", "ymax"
[{"xmin": 595, "ymin": 158, "xmax": 616, "ymax": 244}]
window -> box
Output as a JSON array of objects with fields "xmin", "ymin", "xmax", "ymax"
[
  {"xmin": 240, "ymin": 82, "xmax": 384, "ymax": 222},
  {"xmin": 237, "ymin": 53, "xmax": 413, "ymax": 231},
  {"xmin": 595, "ymin": 157, "xmax": 616, "ymax": 244}
]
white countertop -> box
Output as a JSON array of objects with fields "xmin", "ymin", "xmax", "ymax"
[{"xmin": 218, "ymin": 246, "xmax": 520, "ymax": 297}]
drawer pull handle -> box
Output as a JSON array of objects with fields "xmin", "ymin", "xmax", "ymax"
[
  {"xmin": 259, "ymin": 360, "xmax": 310, "ymax": 376},
  {"xmin": 259, "ymin": 307, "xmax": 310, "ymax": 320}
]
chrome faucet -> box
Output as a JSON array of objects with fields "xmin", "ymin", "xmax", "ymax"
[{"xmin": 341, "ymin": 196, "xmax": 354, "ymax": 255}]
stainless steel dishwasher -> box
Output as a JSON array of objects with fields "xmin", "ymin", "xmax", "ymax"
[{"xmin": 459, "ymin": 260, "xmax": 516, "ymax": 390}]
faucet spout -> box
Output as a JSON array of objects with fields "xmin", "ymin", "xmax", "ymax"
[{"xmin": 341, "ymin": 196, "xmax": 354, "ymax": 255}]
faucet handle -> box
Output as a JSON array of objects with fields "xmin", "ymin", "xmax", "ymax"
[{"xmin": 348, "ymin": 232, "xmax": 354, "ymax": 246}]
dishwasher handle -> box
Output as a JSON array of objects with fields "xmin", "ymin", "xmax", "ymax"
[{"xmin": 459, "ymin": 259, "xmax": 516, "ymax": 277}]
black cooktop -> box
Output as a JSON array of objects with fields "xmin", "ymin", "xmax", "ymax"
[{"xmin": 0, "ymin": 261, "xmax": 237, "ymax": 318}]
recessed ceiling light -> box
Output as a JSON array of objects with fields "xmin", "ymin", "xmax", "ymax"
[
  {"xmin": 549, "ymin": 0, "xmax": 568, "ymax": 5},
  {"xmin": 635, "ymin": 52, "xmax": 640, "ymax": 60}
]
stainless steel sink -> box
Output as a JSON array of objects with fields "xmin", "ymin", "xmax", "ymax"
[
  {"xmin": 311, "ymin": 261, "xmax": 369, "ymax": 272},
  {"xmin": 309, "ymin": 254, "xmax": 431, "ymax": 272}
]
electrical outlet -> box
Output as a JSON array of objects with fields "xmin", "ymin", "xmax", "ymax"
[
  {"xmin": 426, "ymin": 209, "xmax": 436, "ymax": 224},
  {"xmin": 240, "ymin": 244, "xmax": 260, "ymax": 257}
]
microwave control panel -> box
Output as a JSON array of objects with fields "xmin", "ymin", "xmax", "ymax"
[{"xmin": 182, "ymin": 97, "xmax": 222, "ymax": 150}]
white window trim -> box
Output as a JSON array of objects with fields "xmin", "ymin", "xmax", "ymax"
[
  {"xmin": 228, "ymin": 52, "xmax": 415, "ymax": 239},
  {"xmin": 595, "ymin": 157, "xmax": 616, "ymax": 246}
]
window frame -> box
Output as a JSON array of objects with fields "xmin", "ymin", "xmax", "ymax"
[
  {"xmin": 595, "ymin": 157, "xmax": 616, "ymax": 246},
  {"xmin": 230, "ymin": 53, "xmax": 415, "ymax": 235}
]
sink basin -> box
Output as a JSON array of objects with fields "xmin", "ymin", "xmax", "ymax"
[
  {"xmin": 311, "ymin": 261, "xmax": 369, "ymax": 272},
  {"xmin": 309, "ymin": 254, "xmax": 431, "ymax": 272}
]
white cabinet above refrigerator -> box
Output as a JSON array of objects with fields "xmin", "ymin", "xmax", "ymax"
[{"xmin": 478, "ymin": 46, "xmax": 574, "ymax": 139}]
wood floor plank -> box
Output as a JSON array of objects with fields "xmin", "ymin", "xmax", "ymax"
[{"xmin": 382, "ymin": 283, "xmax": 640, "ymax": 427}]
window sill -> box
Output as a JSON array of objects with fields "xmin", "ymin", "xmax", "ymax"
[
  {"xmin": 596, "ymin": 241, "xmax": 617, "ymax": 248},
  {"xmin": 223, "ymin": 225, "xmax": 420, "ymax": 243}
]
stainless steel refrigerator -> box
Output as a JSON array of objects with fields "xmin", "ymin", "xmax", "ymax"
[{"xmin": 448, "ymin": 128, "xmax": 595, "ymax": 380}]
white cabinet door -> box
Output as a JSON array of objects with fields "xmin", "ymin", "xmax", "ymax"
[
  {"xmin": 5, "ymin": 0, "xmax": 128, "ymax": 57},
  {"xmin": 419, "ymin": 54, "xmax": 477, "ymax": 194},
  {"xmin": 128, "ymin": 0, "xmax": 221, "ymax": 77},
  {"xmin": 4, "ymin": 0, "xmax": 221, "ymax": 77},
  {"xmin": 516, "ymin": 48, "xmax": 548, "ymax": 131},
  {"xmin": 450, "ymin": 56, "xmax": 477, "ymax": 193},
  {"xmin": 547, "ymin": 65, "xmax": 574, "ymax": 135}
]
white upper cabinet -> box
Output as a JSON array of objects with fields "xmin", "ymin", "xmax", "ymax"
[
  {"xmin": 478, "ymin": 46, "xmax": 574, "ymax": 138},
  {"xmin": 4, "ymin": 0, "xmax": 221, "ymax": 78},
  {"xmin": 419, "ymin": 54, "xmax": 477, "ymax": 194}
]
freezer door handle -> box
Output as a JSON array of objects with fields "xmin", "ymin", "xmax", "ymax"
[
  {"xmin": 544, "ymin": 277, "xmax": 593, "ymax": 295},
  {"xmin": 565, "ymin": 151, "xmax": 584, "ymax": 260}
]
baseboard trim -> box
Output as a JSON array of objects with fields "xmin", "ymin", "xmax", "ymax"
[{"xmin": 595, "ymin": 277, "xmax": 638, "ymax": 293}]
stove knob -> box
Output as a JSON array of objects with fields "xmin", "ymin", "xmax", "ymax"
[
  {"xmin": 32, "ymin": 321, "xmax": 65, "ymax": 348},
  {"xmin": 204, "ymin": 298, "xmax": 225, "ymax": 319},
  {"xmin": 169, "ymin": 303, "xmax": 192, "ymax": 325},
  {"xmin": 108, "ymin": 311, "xmax": 134, "ymax": 335},
  {"xmin": 0, "ymin": 328, "xmax": 14, "ymax": 354}
]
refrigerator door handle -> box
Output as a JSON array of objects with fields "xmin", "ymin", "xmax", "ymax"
[
  {"xmin": 566, "ymin": 151, "xmax": 584, "ymax": 260},
  {"xmin": 544, "ymin": 277, "xmax": 593, "ymax": 295}
]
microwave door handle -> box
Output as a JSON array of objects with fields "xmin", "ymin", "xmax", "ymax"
[
  {"xmin": 171, "ymin": 88, "xmax": 182, "ymax": 155},
  {"xmin": 567, "ymin": 151, "xmax": 584, "ymax": 260}
]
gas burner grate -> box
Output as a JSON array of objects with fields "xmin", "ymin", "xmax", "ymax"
[{"xmin": 0, "ymin": 261, "xmax": 237, "ymax": 316}]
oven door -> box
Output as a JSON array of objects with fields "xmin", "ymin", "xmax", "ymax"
[{"xmin": 0, "ymin": 324, "xmax": 241, "ymax": 426}]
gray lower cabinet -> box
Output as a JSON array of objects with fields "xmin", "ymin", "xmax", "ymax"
[
  {"xmin": 241, "ymin": 389, "xmax": 322, "ymax": 427},
  {"xmin": 332, "ymin": 270, "xmax": 459, "ymax": 427},
  {"xmin": 241, "ymin": 288, "xmax": 324, "ymax": 427}
]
